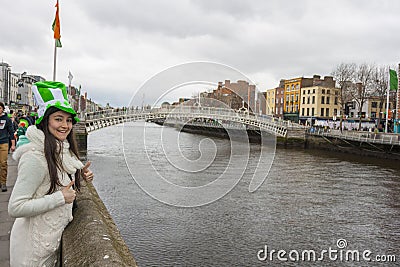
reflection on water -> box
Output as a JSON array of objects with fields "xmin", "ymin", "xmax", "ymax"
[{"xmin": 89, "ymin": 122, "xmax": 400, "ymax": 266}]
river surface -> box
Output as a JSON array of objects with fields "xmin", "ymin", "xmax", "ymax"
[{"xmin": 88, "ymin": 121, "xmax": 400, "ymax": 266}]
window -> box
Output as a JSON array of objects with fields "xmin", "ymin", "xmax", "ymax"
[
  {"xmin": 326, "ymin": 97, "xmax": 330, "ymax": 104},
  {"xmin": 334, "ymin": 109, "xmax": 337, "ymax": 116},
  {"xmin": 334, "ymin": 97, "xmax": 338, "ymax": 105},
  {"xmin": 307, "ymin": 108, "xmax": 310, "ymax": 116},
  {"xmin": 371, "ymin": 102, "xmax": 377, "ymax": 108},
  {"xmin": 313, "ymin": 89, "xmax": 315, "ymax": 94},
  {"xmin": 302, "ymin": 108, "xmax": 305, "ymax": 116},
  {"xmin": 302, "ymin": 97, "xmax": 305, "ymax": 104},
  {"xmin": 326, "ymin": 108, "xmax": 329, "ymax": 117},
  {"xmin": 307, "ymin": 96, "xmax": 310, "ymax": 104},
  {"xmin": 291, "ymin": 95, "xmax": 294, "ymax": 102},
  {"xmin": 321, "ymin": 96, "xmax": 325, "ymax": 104},
  {"xmin": 286, "ymin": 86, "xmax": 290, "ymax": 92},
  {"xmin": 295, "ymin": 105, "xmax": 298, "ymax": 112},
  {"xmin": 327, "ymin": 90, "xmax": 330, "ymax": 95},
  {"xmin": 303, "ymin": 90, "xmax": 306, "ymax": 95},
  {"xmin": 371, "ymin": 112, "xmax": 376, "ymax": 118},
  {"xmin": 312, "ymin": 108, "xmax": 315, "ymax": 116},
  {"xmin": 296, "ymin": 94, "xmax": 299, "ymax": 102},
  {"xmin": 308, "ymin": 90, "xmax": 310, "ymax": 94},
  {"xmin": 321, "ymin": 108, "xmax": 324, "ymax": 116},
  {"xmin": 281, "ymin": 98, "xmax": 283, "ymax": 104},
  {"xmin": 312, "ymin": 96, "xmax": 315, "ymax": 104},
  {"xmin": 322, "ymin": 89, "xmax": 325, "ymax": 94},
  {"xmin": 286, "ymin": 95, "xmax": 289, "ymax": 102}
]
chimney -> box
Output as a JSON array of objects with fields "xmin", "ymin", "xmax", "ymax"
[
  {"xmin": 323, "ymin": 76, "xmax": 335, "ymax": 87},
  {"xmin": 224, "ymin": 80, "xmax": 230, "ymax": 87}
]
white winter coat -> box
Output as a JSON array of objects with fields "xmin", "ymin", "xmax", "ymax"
[{"xmin": 8, "ymin": 126, "xmax": 84, "ymax": 267}]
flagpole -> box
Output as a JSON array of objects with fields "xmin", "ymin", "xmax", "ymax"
[
  {"xmin": 385, "ymin": 71, "xmax": 390, "ymax": 133},
  {"xmin": 53, "ymin": 40, "xmax": 57, "ymax": 81},
  {"xmin": 52, "ymin": 0, "xmax": 61, "ymax": 81},
  {"xmin": 397, "ymin": 63, "xmax": 400, "ymax": 120}
]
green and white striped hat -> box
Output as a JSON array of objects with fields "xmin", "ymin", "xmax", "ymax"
[{"xmin": 32, "ymin": 81, "xmax": 79, "ymax": 125}]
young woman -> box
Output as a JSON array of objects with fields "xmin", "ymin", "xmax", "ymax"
[{"xmin": 8, "ymin": 81, "xmax": 94, "ymax": 267}]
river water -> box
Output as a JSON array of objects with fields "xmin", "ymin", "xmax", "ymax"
[{"xmin": 88, "ymin": 121, "xmax": 400, "ymax": 266}]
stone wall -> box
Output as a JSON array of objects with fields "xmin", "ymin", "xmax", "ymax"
[
  {"xmin": 61, "ymin": 122, "xmax": 137, "ymax": 266},
  {"xmin": 61, "ymin": 180, "xmax": 137, "ymax": 266},
  {"xmin": 305, "ymin": 134, "xmax": 400, "ymax": 160}
]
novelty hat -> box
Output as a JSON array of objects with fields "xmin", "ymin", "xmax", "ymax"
[{"xmin": 32, "ymin": 81, "xmax": 79, "ymax": 125}]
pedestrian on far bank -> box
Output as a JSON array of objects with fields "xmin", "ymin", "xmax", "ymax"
[
  {"xmin": 9, "ymin": 110, "xmax": 18, "ymax": 133},
  {"xmin": 0, "ymin": 102, "xmax": 16, "ymax": 192},
  {"xmin": 8, "ymin": 81, "xmax": 94, "ymax": 266}
]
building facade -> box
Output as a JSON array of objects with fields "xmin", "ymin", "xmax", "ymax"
[
  {"xmin": 18, "ymin": 73, "xmax": 45, "ymax": 112},
  {"xmin": 222, "ymin": 80, "xmax": 256, "ymax": 112},
  {"xmin": 300, "ymin": 86, "xmax": 340, "ymax": 120},
  {"xmin": 348, "ymin": 96, "xmax": 395, "ymax": 120},
  {"xmin": 299, "ymin": 76, "xmax": 338, "ymax": 124},
  {"xmin": 0, "ymin": 62, "xmax": 12, "ymax": 104},
  {"xmin": 283, "ymin": 77, "xmax": 313, "ymax": 121},
  {"xmin": 265, "ymin": 88, "xmax": 275, "ymax": 116}
]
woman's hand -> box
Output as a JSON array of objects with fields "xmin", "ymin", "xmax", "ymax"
[
  {"xmin": 82, "ymin": 161, "xmax": 94, "ymax": 182},
  {"xmin": 62, "ymin": 180, "xmax": 76, "ymax": 204}
]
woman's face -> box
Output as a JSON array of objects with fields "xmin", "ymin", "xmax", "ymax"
[{"xmin": 48, "ymin": 110, "xmax": 73, "ymax": 141}]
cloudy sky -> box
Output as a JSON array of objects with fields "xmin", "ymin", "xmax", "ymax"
[{"xmin": 1, "ymin": 0, "xmax": 399, "ymax": 107}]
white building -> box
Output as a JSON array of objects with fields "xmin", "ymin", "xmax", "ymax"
[{"xmin": 0, "ymin": 62, "xmax": 12, "ymax": 104}]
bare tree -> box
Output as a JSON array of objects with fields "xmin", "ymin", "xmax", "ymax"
[
  {"xmin": 348, "ymin": 63, "xmax": 375, "ymax": 130},
  {"xmin": 331, "ymin": 63, "xmax": 356, "ymax": 131},
  {"xmin": 370, "ymin": 65, "xmax": 388, "ymax": 129}
]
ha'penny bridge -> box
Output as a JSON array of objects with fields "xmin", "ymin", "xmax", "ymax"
[{"xmin": 83, "ymin": 106, "xmax": 306, "ymax": 139}]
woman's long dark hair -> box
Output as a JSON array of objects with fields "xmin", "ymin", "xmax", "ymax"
[{"xmin": 36, "ymin": 107, "xmax": 81, "ymax": 194}]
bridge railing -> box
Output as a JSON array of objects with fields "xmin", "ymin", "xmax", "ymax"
[
  {"xmin": 85, "ymin": 106, "xmax": 301, "ymax": 122},
  {"xmin": 84, "ymin": 106, "xmax": 306, "ymax": 137},
  {"xmin": 150, "ymin": 106, "xmax": 305, "ymax": 128}
]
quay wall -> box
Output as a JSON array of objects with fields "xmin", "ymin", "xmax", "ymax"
[
  {"xmin": 305, "ymin": 134, "xmax": 400, "ymax": 161},
  {"xmin": 61, "ymin": 123, "xmax": 137, "ymax": 266},
  {"xmin": 175, "ymin": 123, "xmax": 400, "ymax": 160}
]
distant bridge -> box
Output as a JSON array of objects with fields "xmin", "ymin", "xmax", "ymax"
[{"xmin": 83, "ymin": 107, "xmax": 307, "ymax": 138}]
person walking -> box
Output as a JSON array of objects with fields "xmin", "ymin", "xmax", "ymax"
[
  {"xmin": 0, "ymin": 102, "xmax": 16, "ymax": 192},
  {"xmin": 8, "ymin": 81, "xmax": 94, "ymax": 266}
]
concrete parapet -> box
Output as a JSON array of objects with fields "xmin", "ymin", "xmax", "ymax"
[{"xmin": 61, "ymin": 181, "xmax": 137, "ymax": 267}]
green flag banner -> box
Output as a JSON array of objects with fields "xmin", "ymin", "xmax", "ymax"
[{"xmin": 389, "ymin": 69, "xmax": 398, "ymax": 91}]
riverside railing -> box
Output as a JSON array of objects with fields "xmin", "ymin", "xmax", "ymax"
[{"xmin": 308, "ymin": 127, "xmax": 400, "ymax": 146}]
